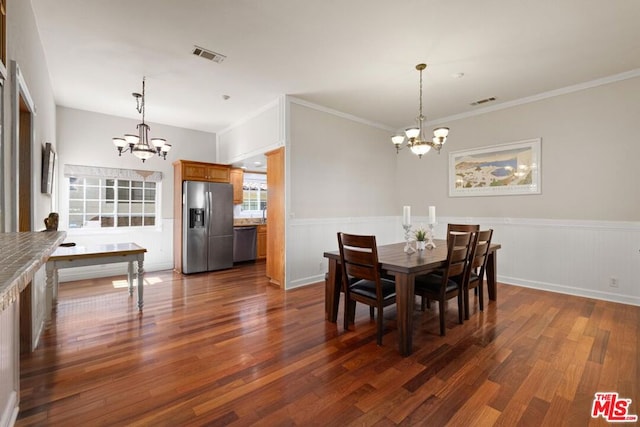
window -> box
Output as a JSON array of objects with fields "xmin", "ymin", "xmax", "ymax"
[
  {"xmin": 65, "ymin": 165, "xmax": 161, "ymax": 229},
  {"xmin": 241, "ymin": 173, "xmax": 267, "ymax": 214}
]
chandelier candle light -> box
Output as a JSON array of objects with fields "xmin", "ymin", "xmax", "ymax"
[
  {"xmin": 392, "ymin": 63, "xmax": 450, "ymax": 158},
  {"xmin": 402, "ymin": 206, "xmax": 415, "ymax": 254},
  {"xmin": 112, "ymin": 77, "xmax": 172, "ymax": 162}
]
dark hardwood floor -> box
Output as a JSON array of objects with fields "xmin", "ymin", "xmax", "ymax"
[{"xmin": 17, "ymin": 262, "xmax": 639, "ymax": 426}]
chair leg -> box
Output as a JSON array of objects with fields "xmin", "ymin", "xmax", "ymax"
[
  {"xmin": 369, "ymin": 306, "xmax": 375, "ymax": 319},
  {"xmin": 479, "ymin": 279, "xmax": 484, "ymax": 311},
  {"xmin": 344, "ymin": 299, "xmax": 356, "ymax": 331},
  {"xmin": 420, "ymin": 294, "xmax": 426, "ymax": 311},
  {"xmin": 343, "ymin": 298, "xmax": 350, "ymax": 331},
  {"xmin": 464, "ymin": 285, "xmax": 470, "ymax": 321},
  {"xmin": 457, "ymin": 293, "xmax": 464, "ymax": 324},
  {"xmin": 438, "ymin": 299, "xmax": 446, "ymax": 336},
  {"xmin": 376, "ymin": 306, "xmax": 384, "ymax": 346}
]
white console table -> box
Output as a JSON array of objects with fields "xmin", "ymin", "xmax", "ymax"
[{"xmin": 46, "ymin": 242, "xmax": 147, "ymax": 319}]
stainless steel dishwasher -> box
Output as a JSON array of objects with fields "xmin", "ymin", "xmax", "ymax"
[{"xmin": 233, "ymin": 226, "xmax": 257, "ymax": 262}]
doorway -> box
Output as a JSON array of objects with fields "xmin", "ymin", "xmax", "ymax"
[
  {"xmin": 18, "ymin": 95, "xmax": 32, "ymax": 231},
  {"xmin": 10, "ymin": 61, "xmax": 35, "ymax": 233}
]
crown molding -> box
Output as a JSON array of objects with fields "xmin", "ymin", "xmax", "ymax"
[{"xmin": 427, "ymin": 68, "xmax": 640, "ymax": 126}]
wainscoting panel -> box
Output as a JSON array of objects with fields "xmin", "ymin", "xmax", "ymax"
[
  {"xmin": 0, "ymin": 303, "xmax": 18, "ymax": 427},
  {"xmin": 287, "ymin": 216, "xmax": 401, "ymax": 289},
  {"xmin": 57, "ymin": 219, "xmax": 174, "ymax": 283},
  {"xmin": 286, "ymin": 216, "xmax": 640, "ymax": 306}
]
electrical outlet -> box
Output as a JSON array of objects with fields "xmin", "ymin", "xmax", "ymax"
[{"xmin": 609, "ymin": 277, "xmax": 619, "ymax": 288}]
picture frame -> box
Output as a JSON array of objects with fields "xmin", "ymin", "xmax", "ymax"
[
  {"xmin": 449, "ymin": 138, "xmax": 541, "ymax": 197},
  {"xmin": 41, "ymin": 142, "xmax": 56, "ymax": 194}
]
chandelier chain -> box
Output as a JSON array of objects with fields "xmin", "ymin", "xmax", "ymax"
[{"xmin": 418, "ymin": 66, "xmax": 423, "ymax": 122}]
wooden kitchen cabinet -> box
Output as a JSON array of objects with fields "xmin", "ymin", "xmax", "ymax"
[
  {"xmin": 256, "ymin": 224, "xmax": 267, "ymax": 260},
  {"xmin": 177, "ymin": 160, "xmax": 231, "ymax": 183},
  {"xmin": 230, "ymin": 168, "xmax": 244, "ymax": 205}
]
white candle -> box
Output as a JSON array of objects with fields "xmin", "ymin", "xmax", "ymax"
[
  {"xmin": 403, "ymin": 206, "xmax": 411, "ymax": 226},
  {"xmin": 428, "ymin": 206, "xmax": 436, "ymax": 224}
]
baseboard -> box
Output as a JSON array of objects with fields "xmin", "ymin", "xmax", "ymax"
[
  {"xmin": 499, "ymin": 276, "xmax": 640, "ymax": 307},
  {"xmin": 288, "ymin": 274, "xmax": 325, "ymax": 289},
  {"xmin": 0, "ymin": 391, "xmax": 18, "ymax": 427}
]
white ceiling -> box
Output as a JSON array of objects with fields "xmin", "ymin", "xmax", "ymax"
[{"xmin": 31, "ymin": 0, "xmax": 640, "ymax": 136}]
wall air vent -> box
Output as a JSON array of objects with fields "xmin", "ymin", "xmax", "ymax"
[
  {"xmin": 192, "ymin": 45, "xmax": 226, "ymax": 63},
  {"xmin": 470, "ymin": 96, "xmax": 497, "ymax": 106}
]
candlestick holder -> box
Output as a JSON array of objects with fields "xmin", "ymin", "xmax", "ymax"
[
  {"xmin": 402, "ymin": 224, "xmax": 415, "ymax": 253},
  {"xmin": 425, "ymin": 223, "xmax": 436, "ymax": 249}
]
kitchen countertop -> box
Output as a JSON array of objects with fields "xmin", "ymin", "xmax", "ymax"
[
  {"xmin": 0, "ymin": 231, "xmax": 66, "ymax": 312},
  {"xmin": 233, "ymin": 219, "xmax": 267, "ymax": 227}
]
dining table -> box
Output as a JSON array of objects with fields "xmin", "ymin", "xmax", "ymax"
[
  {"xmin": 323, "ymin": 239, "xmax": 501, "ymax": 356},
  {"xmin": 45, "ymin": 242, "xmax": 147, "ymax": 321}
]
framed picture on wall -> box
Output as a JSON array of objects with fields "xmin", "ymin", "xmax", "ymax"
[
  {"xmin": 41, "ymin": 142, "xmax": 55, "ymax": 194},
  {"xmin": 449, "ymin": 138, "xmax": 541, "ymax": 197}
]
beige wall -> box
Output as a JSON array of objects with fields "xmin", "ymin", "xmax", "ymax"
[
  {"xmin": 396, "ymin": 76, "xmax": 640, "ymax": 221},
  {"xmin": 217, "ymin": 99, "xmax": 283, "ymax": 164},
  {"xmin": 57, "ymin": 106, "xmax": 217, "ymax": 220},
  {"xmin": 3, "ymin": 0, "xmax": 58, "ymax": 231},
  {"xmin": 289, "ymin": 101, "xmax": 397, "ymax": 218}
]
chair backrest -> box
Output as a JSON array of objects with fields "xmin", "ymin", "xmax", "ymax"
[
  {"xmin": 470, "ymin": 229, "xmax": 493, "ymax": 270},
  {"xmin": 337, "ymin": 232, "xmax": 382, "ymax": 299},
  {"xmin": 459, "ymin": 229, "xmax": 493, "ymax": 288},
  {"xmin": 442, "ymin": 232, "xmax": 473, "ymax": 283},
  {"xmin": 447, "ymin": 223, "xmax": 480, "ymax": 234}
]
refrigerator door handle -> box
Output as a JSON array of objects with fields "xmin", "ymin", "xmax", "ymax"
[{"xmin": 205, "ymin": 190, "xmax": 211, "ymax": 235}]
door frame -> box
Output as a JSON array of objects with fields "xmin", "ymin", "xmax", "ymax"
[{"xmin": 10, "ymin": 61, "xmax": 36, "ymax": 232}]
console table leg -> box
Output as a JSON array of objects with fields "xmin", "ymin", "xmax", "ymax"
[
  {"xmin": 45, "ymin": 262, "xmax": 55, "ymax": 323},
  {"xmin": 127, "ymin": 261, "xmax": 134, "ymax": 296},
  {"xmin": 137, "ymin": 258, "xmax": 144, "ymax": 311}
]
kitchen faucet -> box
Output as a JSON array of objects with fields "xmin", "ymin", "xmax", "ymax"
[{"xmin": 262, "ymin": 205, "xmax": 267, "ymax": 223}]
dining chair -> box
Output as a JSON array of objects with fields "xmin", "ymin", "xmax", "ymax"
[
  {"xmin": 447, "ymin": 223, "xmax": 480, "ymax": 234},
  {"xmin": 414, "ymin": 232, "xmax": 473, "ymax": 336},
  {"xmin": 422, "ymin": 224, "xmax": 479, "ymax": 310},
  {"xmin": 337, "ymin": 232, "xmax": 396, "ymax": 346},
  {"xmin": 462, "ymin": 229, "xmax": 494, "ymax": 320}
]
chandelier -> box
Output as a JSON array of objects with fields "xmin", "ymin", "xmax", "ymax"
[
  {"xmin": 112, "ymin": 77, "xmax": 171, "ymax": 162},
  {"xmin": 392, "ymin": 63, "xmax": 449, "ymax": 158}
]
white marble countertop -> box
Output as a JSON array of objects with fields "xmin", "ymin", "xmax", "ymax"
[{"xmin": 0, "ymin": 231, "xmax": 66, "ymax": 312}]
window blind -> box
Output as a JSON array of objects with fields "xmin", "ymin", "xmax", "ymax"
[{"xmin": 64, "ymin": 164, "xmax": 162, "ymax": 182}]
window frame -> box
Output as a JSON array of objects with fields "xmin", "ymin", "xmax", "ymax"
[
  {"xmin": 238, "ymin": 172, "xmax": 267, "ymax": 218},
  {"xmin": 63, "ymin": 165, "xmax": 163, "ymax": 234}
]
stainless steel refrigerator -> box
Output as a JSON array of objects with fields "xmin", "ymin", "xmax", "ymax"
[{"xmin": 182, "ymin": 181, "xmax": 234, "ymax": 273}]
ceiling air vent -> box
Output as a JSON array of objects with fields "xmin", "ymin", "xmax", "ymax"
[
  {"xmin": 192, "ymin": 45, "xmax": 226, "ymax": 63},
  {"xmin": 470, "ymin": 96, "xmax": 496, "ymax": 106}
]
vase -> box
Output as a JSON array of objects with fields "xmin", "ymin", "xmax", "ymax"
[{"xmin": 416, "ymin": 241, "xmax": 426, "ymax": 251}]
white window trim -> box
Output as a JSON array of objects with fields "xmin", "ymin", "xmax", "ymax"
[{"xmin": 62, "ymin": 164, "xmax": 163, "ymax": 234}]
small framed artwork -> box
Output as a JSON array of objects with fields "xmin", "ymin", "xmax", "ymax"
[
  {"xmin": 449, "ymin": 138, "xmax": 541, "ymax": 197},
  {"xmin": 41, "ymin": 142, "xmax": 56, "ymax": 194}
]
